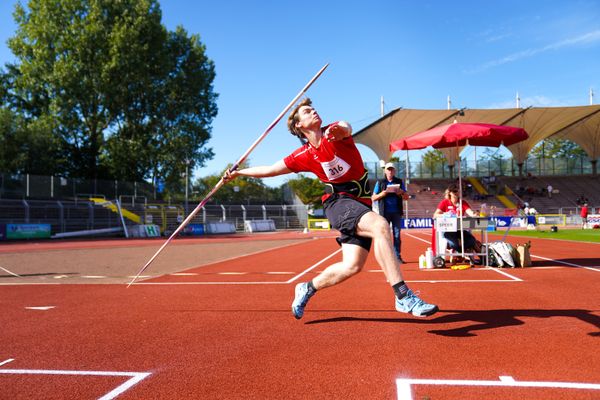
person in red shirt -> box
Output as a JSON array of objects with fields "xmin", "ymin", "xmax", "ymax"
[
  {"xmin": 581, "ymin": 203, "xmax": 589, "ymax": 229},
  {"xmin": 224, "ymin": 98, "xmax": 437, "ymax": 319},
  {"xmin": 433, "ymin": 185, "xmax": 480, "ymax": 257}
]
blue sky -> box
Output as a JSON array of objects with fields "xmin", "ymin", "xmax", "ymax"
[{"xmin": 1, "ymin": 1, "xmax": 599, "ymax": 187}]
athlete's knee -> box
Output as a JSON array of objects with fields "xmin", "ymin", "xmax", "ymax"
[
  {"xmin": 343, "ymin": 261, "xmax": 364, "ymax": 276},
  {"xmin": 371, "ymin": 215, "xmax": 391, "ymax": 237}
]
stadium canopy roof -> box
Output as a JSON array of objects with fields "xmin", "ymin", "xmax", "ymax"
[{"xmin": 353, "ymin": 105, "xmax": 600, "ymax": 169}]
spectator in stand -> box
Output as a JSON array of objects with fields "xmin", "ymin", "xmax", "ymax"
[
  {"xmin": 576, "ymin": 194, "xmax": 589, "ymax": 206},
  {"xmin": 547, "ymin": 184, "xmax": 553, "ymax": 198},
  {"xmin": 581, "ymin": 203, "xmax": 589, "ymax": 229}
]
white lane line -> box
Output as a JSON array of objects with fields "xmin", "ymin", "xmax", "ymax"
[
  {"xmin": 404, "ymin": 232, "xmax": 432, "ymax": 244},
  {"xmin": 0, "ymin": 266, "xmax": 22, "ymax": 278},
  {"xmin": 487, "ymin": 267, "xmax": 523, "ymax": 281},
  {"xmin": 0, "ymin": 359, "xmax": 14, "ymax": 367},
  {"xmin": 0, "ymin": 369, "xmax": 151, "ymax": 400},
  {"xmin": 532, "ymin": 255, "xmax": 600, "ymax": 272},
  {"xmin": 286, "ymin": 248, "xmax": 343, "ymax": 284},
  {"xmin": 25, "ymin": 306, "xmax": 55, "ymax": 310},
  {"xmin": 396, "ymin": 376, "xmax": 600, "ymax": 400},
  {"xmin": 265, "ymin": 272, "xmax": 295, "ymax": 275}
]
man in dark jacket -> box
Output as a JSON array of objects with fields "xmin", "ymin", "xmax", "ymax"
[{"xmin": 372, "ymin": 162, "xmax": 408, "ymax": 262}]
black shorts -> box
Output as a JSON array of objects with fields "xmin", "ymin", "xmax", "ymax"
[{"xmin": 323, "ymin": 194, "xmax": 372, "ymax": 250}]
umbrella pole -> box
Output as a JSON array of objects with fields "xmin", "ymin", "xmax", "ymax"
[{"xmin": 458, "ymin": 143, "xmax": 465, "ymax": 258}]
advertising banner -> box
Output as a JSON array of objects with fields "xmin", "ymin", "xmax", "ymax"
[
  {"xmin": 402, "ymin": 218, "xmax": 434, "ymax": 229},
  {"xmin": 183, "ymin": 224, "xmax": 205, "ymax": 236},
  {"xmin": 490, "ymin": 216, "xmax": 536, "ymax": 228},
  {"xmin": 5, "ymin": 223, "xmax": 51, "ymax": 239}
]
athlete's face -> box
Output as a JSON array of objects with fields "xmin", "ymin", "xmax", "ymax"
[{"xmin": 295, "ymin": 105, "xmax": 322, "ymax": 132}]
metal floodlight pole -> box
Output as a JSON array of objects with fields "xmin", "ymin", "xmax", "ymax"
[{"xmin": 127, "ymin": 63, "xmax": 330, "ymax": 287}]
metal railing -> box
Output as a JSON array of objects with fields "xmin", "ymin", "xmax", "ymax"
[
  {"xmin": 0, "ymin": 199, "xmax": 309, "ymax": 236},
  {"xmin": 365, "ymin": 156, "xmax": 596, "ymax": 181}
]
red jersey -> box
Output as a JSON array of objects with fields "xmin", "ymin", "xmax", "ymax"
[
  {"xmin": 436, "ymin": 198, "xmax": 472, "ymax": 216},
  {"xmin": 283, "ymin": 123, "xmax": 369, "ymax": 205},
  {"xmin": 581, "ymin": 206, "xmax": 588, "ymax": 218}
]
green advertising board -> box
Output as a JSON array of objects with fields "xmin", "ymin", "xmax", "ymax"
[{"xmin": 5, "ymin": 224, "xmax": 52, "ymax": 239}]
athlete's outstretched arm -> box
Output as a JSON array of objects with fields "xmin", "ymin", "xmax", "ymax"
[{"xmin": 224, "ymin": 159, "xmax": 291, "ymax": 181}]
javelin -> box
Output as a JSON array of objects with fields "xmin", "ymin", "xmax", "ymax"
[{"xmin": 127, "ymin": 63, "xmax": 330, "ymax": 287}]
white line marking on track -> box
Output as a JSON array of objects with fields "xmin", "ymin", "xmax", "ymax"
[
  {"xmin": 286, "ymin": 248, "xmax": 343, "ymax": 283},
  {"xmin": 0, "ymin": 359, "xmax": 14, "ymax": 367},
  {"xmin": 532, "ymin": 254, "xmax": 600, "ymax": 272},
  {"xmin": 0, "ymin": 266, "xmax": 21, "ymax": 278},
  {"xmin": 487, "ymin": 267, "xmax": 523, "ymax": 281},
  {"xmin": 0, "ymin": 368, "xmax": 151, "ymax": 400},
  {"xmin": 265, "ymin": 271, "xmax": 295, "ymax": 275},
  {"xmin": 396, "ymin": 376, "xmax": 600, "ymax": 400},
  {"xmin": 404, "ymin": 232, "xmax": 432, "ymax": 244},
  {"xmin": 25, "ymin": 306, "xmax": 55, "ymax": 310}
]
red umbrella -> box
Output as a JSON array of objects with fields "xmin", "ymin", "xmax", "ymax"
[
  {"xmin": 389, "ymin": 122, "xmax": 528, "ymax": 259},
  {"xmin": 390, "ymin": 122, "xmax": 528, "ymax": 151}
]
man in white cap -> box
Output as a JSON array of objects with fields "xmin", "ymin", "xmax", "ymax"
[{"xmin": 372, "ymin": 162, "xmax": 409, "ymax": 263}]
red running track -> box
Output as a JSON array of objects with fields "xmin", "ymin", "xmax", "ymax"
[{"xmin": 1, "ymin": 231, "xmax": 599, "ymax": 399}]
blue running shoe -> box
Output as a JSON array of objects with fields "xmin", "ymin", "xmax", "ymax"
[
  {"xmin": 395, "ymin": 289, "xmax": 438, "ymax": 317},
  {"xmin": 292, "ymin": 282, "xmax": 315, "ymax": 320}
]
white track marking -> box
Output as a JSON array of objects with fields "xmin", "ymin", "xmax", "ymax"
[
  {"xmin": 0, "ymin": 266, "xmax": 21, "ymax": 278},
  {"xmin": 0, "ymin": 368, "xmax": 151, "ymax": 400},
  {"xmin": 0, "ymin": 359, "xmax": 14, "ymax": 367},
  {"xmin": 130, "ymin": 239, "xmax": 325, "ymax": 284},
  {"xmin": 285, "ymin": 248, "xmax": 343, "ymax": 283},
  {"xmin": 396, "ymin": 376, "xmax": 600, "ymax": 400},
  {"xmin": 532, "ymin": 255, "xmax": 600, "ymax": 272},
  {"xmin": 25, "ymin": 306, "xmax": 55, "ymax": 310},
  {"xmin": 487, "ymin": 267, "xmax": 523, "ymax": 281},
  {"xmin": 404, "ymin": 232, "xmax": 432, "ymax": 244}
]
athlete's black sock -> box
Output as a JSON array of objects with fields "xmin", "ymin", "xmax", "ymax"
[
  {"xmin": 307, "ymin": 280, "xmax": 317, "ymax": 294},
  {"xmin": 393, "ymin": 281, "xmax": 409, "ymax": 299}
]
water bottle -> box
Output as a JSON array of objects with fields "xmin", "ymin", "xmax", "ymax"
[
  {"xmin": 425, "ymin": 247, "xmax": 434, "ymax": 269},
  {"xmin": 419, "ymin": 254, "xmax": 426, "ymax": 269}
]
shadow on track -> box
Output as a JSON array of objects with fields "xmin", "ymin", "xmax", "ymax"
[{"xmin": 306, "ymin": 308, "xmax": 600, "ymax": 337}]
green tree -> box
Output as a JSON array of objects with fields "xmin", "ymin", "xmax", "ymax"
[
  {"xmin": 0, "ymin": 108, "xmax": 63, "ymax": 174},
  {"xmin": 421, "ymin": 149, "xmax": 445, "ymax": 178},
  {"xmin": 480, "ymin": 148, "xmax": 507, "ymax": 175},
  {"xmin": 193, "ymin": 162, "xmax": 283, "ymax": 205},
  {"xmin": 3, "ymin": 0, "xmax": 217, "ymax": 184},
  {"xmin": 287, "ymin": 174, "xmax": 324, "ymax": 207},
  {"xmin": 530, "ymin": 139, "xmax": 586, "ymax": 159}
]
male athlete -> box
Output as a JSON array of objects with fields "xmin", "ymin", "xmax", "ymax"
[{"xmin": 224, "ymin": 98, "xmax": 438, "ymax": 319}]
